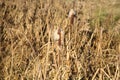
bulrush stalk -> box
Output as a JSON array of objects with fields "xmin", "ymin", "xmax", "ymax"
[
  {"xmin": 53, "ymin": 27, "xmax": 64, "ymax": 49},
  {"xmin": 68, "ymin": 9, "xmax": 76, "ymax": 25}
]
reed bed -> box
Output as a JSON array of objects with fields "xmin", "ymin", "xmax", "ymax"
[{"xmin": 0, "ymin": 0, "xmax": 120, "ymax": 80}]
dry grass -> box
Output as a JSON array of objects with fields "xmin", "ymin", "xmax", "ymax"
[{"xmin": 0, "ymin": 0, "xmax": 120, "ymax": 80}]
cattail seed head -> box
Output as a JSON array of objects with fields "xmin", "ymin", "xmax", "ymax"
[
  {"xmin": 53, "ymin": 28, "xmax": 64, "ymax": 47},
  {"xmin": 68, "ymin": 9, "xmax": 76, "ymax": 25},
  {"xmin": 53, "ymin": 29, "xmax": 60, "ymax": 41},
  {"xmin": 68, "ymin": 9, "xmax": 76, "ymax": 18}
]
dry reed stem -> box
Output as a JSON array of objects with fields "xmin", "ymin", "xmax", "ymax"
[{"xmin": 92, "ymin": 68, "xmax": 99, "ymax": 80}]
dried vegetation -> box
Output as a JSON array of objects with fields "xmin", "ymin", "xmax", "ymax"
[{"xmin": 0, "ymin": 0, "xmax": 120, "ymax": 80}]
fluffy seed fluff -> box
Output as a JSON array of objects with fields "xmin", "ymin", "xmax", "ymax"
[
  {"xmin": 53, "ymin": 29, "xmax": 60, "ymax": 41},
  {"xmin": 53, "ymin": 28, "xmax": 64, "ymax": 46},
  {"xmin": 68, "ymin": 9, "xmax": 76, "ymax": 18}
]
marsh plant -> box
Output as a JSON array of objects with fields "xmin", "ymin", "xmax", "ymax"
[{"xmin": 0, "ymin": 0, "xmax": 120, "ymax": 80}]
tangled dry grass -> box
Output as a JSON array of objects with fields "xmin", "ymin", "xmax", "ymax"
[{"xmin": 0, "ymin": 0, "xmax": 120, "ymax": 80}]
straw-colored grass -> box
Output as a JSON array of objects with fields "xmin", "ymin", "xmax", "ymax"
[{"xmin": 0, "ymin": 0, "xmax": 120, "ymax": 80}]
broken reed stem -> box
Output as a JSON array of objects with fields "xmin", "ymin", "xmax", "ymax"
[
  {"xmin": 92, "ymin": 68, "xmax": 99, "ymax": 80},
  {"xmin": 101, "ymin": 68, "xmax": 112, "ymax": 80},
  {"xmin": 53, "ymin": 66, "xmax": 62, "ymax": 80},
  {"xmin": 113, "ymin": 62, "xmax": 119, "ymax": 80},
  {"xmin": 56, "ymin": 49, "xmax": 60, "ymax": 68},
  {"xmin": 75, "ymin": 23, "xmax": 77, "ymax": 45},
  {"xmin": 98, "ymin": 28, "xmax": 103, "ymax": 80},
  {"xmin": 44, "ymin": 26, "xmax": 51, "ymax": 80},
  {"xmin": 67, "ymin": 25, "xmax": 71, "ymax": 61},
  {"xmin": 10, "ymin": 36, "xmax": 14, "ymax": 79}
]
